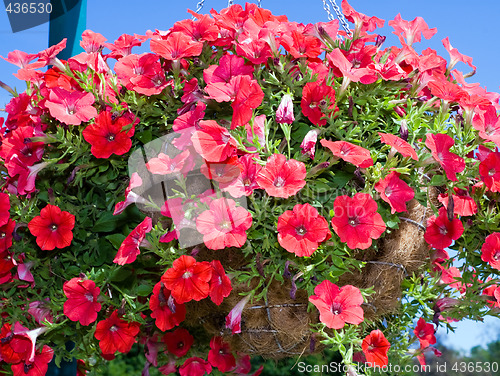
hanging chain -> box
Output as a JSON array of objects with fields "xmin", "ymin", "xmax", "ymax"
[
  {"xmin": 195, "ymin": 0, "xmax": 204, "ymax": 13},
  {"xmin": 228, "ymin": 0, "xmax": 234, "ymax": 6},
  {"xmin": 322, "ymin": 0, "xmax": 352, "ymax": 36}
]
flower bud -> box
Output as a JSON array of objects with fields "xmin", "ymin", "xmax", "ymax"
[
  {"xmin": 276, "ymin": 94, "xmax": 295, "ymax": 124},
  {"xmin": 399, "ymin": 120, "xmax": 409, "ymax": 141},
  {"xmin": 300, "ymin": 129, "xmax": 320, "ymax": 159}
]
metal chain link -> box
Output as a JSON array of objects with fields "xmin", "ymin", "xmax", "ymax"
[
  {"xmin": 322, "ymin": 0, "xmax": 352, "ymax": 36},
  {"xmin": 195, "ymin": 0, "xmax": 205, "ymax": 13}
]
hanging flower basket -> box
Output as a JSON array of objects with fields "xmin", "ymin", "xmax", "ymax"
[{"xmin": 1, "ymin": 1, "xmax": 500, "ymax": 375}]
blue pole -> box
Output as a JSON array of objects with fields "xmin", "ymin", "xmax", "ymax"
[{"xmin": 49, "ymin": 0, "xmax": 87, "ymax": 60}]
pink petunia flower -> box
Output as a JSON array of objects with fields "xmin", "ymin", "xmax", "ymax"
[
  {"xmin": 196, "ymin": 198, "xmax": 252, "ymax": 250},
  {"xmin": 45, "ymin": 88, "xmax": 97, "ymax": 125},
  {"xmin": 481, "ymin": 233, "xmax": 500, "ymax": 270},
  {"xmin": 320, "ymin": 139, "xmax": 373, "ymax": 168},
  {"xmin": 308, "ymin": 280, "xmax": 364, "ymax": 329}
]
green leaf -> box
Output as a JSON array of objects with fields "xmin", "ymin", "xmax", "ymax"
[
  {"xmin": 106, "ymin": 234, "xmax": 127, "ymax": 249},
  {"xmin": 136, "ymin": 130, "xmax": 153, "ymax": 144},
  {"xmin": 136, "ymin": 283, "xmax": 153, "ymax": 297}
]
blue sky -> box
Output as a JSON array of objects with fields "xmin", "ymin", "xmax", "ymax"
[{"xmin": 1, "ymin": 0, "xmax": 499, "ymax": 353}]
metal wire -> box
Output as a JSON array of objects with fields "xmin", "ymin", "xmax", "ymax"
[{"xmin": 322, "ymin": 0, "xmax": 353, "ymax": 36}]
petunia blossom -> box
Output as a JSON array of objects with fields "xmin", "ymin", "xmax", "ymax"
[
  {"xmin": 94, "ymin": 310, "xmax": 141, "ymax": 354},
  {"xmin": 161, "ymin": 255, "xmax": 212, "ymax": 304},
  {"xmin": 308, "ymin": 280, "xmax": 364, "ymax": 329},
  {"xmin": 163, "ymin": 328, "xmax": 193, "ymax": 357},
  {"xmin": 330, "ymin": 193, "xmax": 386, "ymax": 250},
  {"xmin": 191, "ymin": 120, "xmax": 236, "ymax": 162},
  {"xmin": 374, "ymin": 171, "xmax": 415, "ymax": 213},
  {"xmin": 28, "ymin": 204, "xmax": 75, "ymax": 251},
  {"xmin": 82, "ymin": 110, "xmax": 138, "ymax": 159},
  {"xmin": 424, "ymin": 207, "xmax": 463, "ymax": 250},
  {"xmin": 113, "ymin": 217, "xmax": 153, "ymax": 265},
  {"xmin": 45, "ymin": 88, "xmax": 97, "ymax": 125},
  {"xmin": 179, "ymin": 357, "xmax": 212, "ymax": 376},
  {"xmin": 208, "ymin": 336, "xmax": 236, "ymax": 373},
  {"xmin": 196, "ymin": 198, "xmax": 252, "ymax": 250},
  {"xmin": 277, "ymin": 203, "xmax": 330, "ymax": 257},
  {"xmin": 479, "ymin": 151, "xmax": 500, "ymax": 192},
  {"xmin": 379, "ymin": 132, "xmax": 418, "ymax": 160},
  {"xmin": 425, "ymin": 133, "xmax": 465, "ymax": 181},
  {"xmin": 414, "ymin": 318, "xmax": 436, "ymax": 348},
  {"xmin": 362, "ymin": 330, "xmax": 391, "ymax": 367},
  {"xmin": 320, "ymin": 139, "xmax": 373, "ymax": 168},
  {"xmin": 149, "ymin": 282, "xmax": 186, "ymax": 331},
  {"xmin": 481, "ymin": 233, "xmax": 500, "ymax": 270},
  {"xmin": 256, "ymin": 154, "xmax": 306, "ymax": 198},
  {"xmin": 63, "ymin": 277, "xmax": 101, "ymax": 326},
  {"xmin": 209, "ymin": 260, "xmax": 232, "ymax": 306}
]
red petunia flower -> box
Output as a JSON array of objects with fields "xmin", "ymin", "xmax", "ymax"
[
  {"xmin": 362, "ymin": 330, "xmax": 391, "ymax": 367},
  {"xmin": 163, "ymin": 328, "xmax": 193, "ymax": 357},
  {"xmin": 277, "ymin": 203, "xmax": 330, "ymax": 257},
  {"xmin": 0, "ymin": 323, "xmax": 31, "ymax": 364},
  {"xmin": 300, "ymin": 81, "xmax": 336, "ymax": 126},
  {"xmin": 11, "ymin": 345, "xmax": 54, "ymax": 376},
  {"xmin": 209, "ymin": 260, "xmax": 232, "ymax": 306},
  {"xmin": 483, "ymin": 285, "xmax": 500, "ymax": 309},
  {"xmin": 191, "ymin": 120, "xmax": 236, "ymax": 162},
  {"xmin": 219, "ymin": 154, "xmax": 262, "ymax": 198},
  {"xmin": 424, "ymin": 207, "xmax": 463, "ymax": 250},
  {"xmin": 63, "ymin": 277, "xmax": 101, "ymax": 326},
  {"xmin": 425, "ymin": 133, "xmax": 465, "ymax": 181},
  {"xmin": 200, "ymin": 157, "xmax": 241, "ymax": 184},
  {"xmin": 161, "ymin": 255, "xmax": 213, "ymax": 304},
  {"xmin": 82, "ymin": 110, "xmax": 137, "ymax": 159},
  {"xmin": 196, "ymin": 198, "xmax": 252, "ymax": 250},
  {"xmin": 28, "ymin": 204, "xmax": 75, "ymax": 251},
  {"xmin": 149, "ymin": 282, "xmax": 186, "ymax": 331},
  {"xmin": 320, "ymin": 139, "xmax": 373, "ymax": 168},
  {"xmin": 208, "ymin": 336, "xmax": 236, "ymax": 373},
  {"xmin": 309, "ymin": 280, "xmax": 364, "ymax": 329},
  {"xmin": 179, "ymin": 357, "xmax": 212, "ymax": 376},
  {"xmin": 374, "ymin": 171, "xmax": 415, "ymax": 214},
  {"xmin": 0, "ymin": 219, "xmax": 16, "ymax": 252},
  {"xmin": 45, "ymin": 88, "xmax": 97, "ymax": 125},
  {"xmin": 256, "ymin": 154, "xmax": 306, "ymax": 198},
  {"xmin": 330, "ymin": 193, "xmax": 386, "ymax": 250},
  {"xmin": 379, "ymin": 132, "xmax": 418, "ymax": 160},
  {"xmin": 437, "ymin": 188, "xmax": 477, "ymax": 217},
  {"xmin": 414, "ymin": 318, "xmax": 436, "ymax": 348},
  {"xmin": 479, "ymin": 151, "xmax": 500, "ymax": 192},
  {"xmin": 481, "ymin": 233, "xmax": 500, "ymax": 270},
  {"xmin": 150, "ymin": 32, "xmax": 203, "ymax": 60},
  {"xmin": 113, "ymin": 217, "xmax": 152, "ymax": 265},
  {"xmin": 94, "ymin": 310, "xmax": 141, "ymax": 354}
]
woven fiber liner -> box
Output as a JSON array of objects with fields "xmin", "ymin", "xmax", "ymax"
[{"xmin": 181, "ymin": 187, "xmax": 439, "ymax": 359}]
